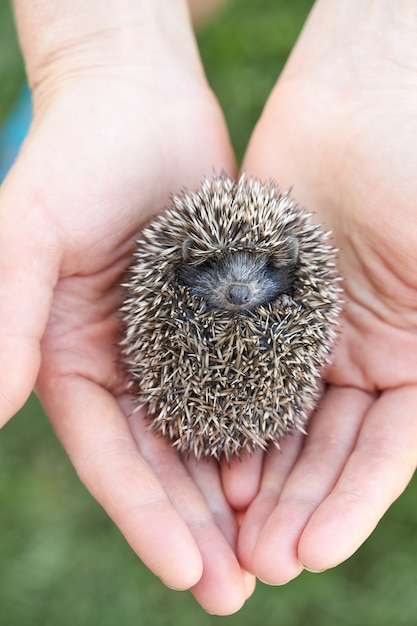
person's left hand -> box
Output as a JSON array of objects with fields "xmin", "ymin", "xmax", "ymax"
[{"xmin": 221, "ymin": 0, "xmax": 417, "ymax": 585}]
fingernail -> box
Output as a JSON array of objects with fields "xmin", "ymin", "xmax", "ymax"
[{"xmin": 298, "ymin": 559, "xmax": 325, "ymax": 574}]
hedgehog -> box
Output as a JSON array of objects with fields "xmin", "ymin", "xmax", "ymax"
[{"xmin": 120, "ymin": 174, "xmax": 341, "ymax": 461}]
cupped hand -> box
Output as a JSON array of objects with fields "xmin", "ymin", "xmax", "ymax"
[
  {"xmin": 0, "ymin": 6, "xmax": 257, "ymax": 613},
  {"xmin": 221, "ymin": 0, "xmax": 417, "ymax": 585}
]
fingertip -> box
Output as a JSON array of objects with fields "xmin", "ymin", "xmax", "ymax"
[
  {"xmin": 0, "ymin": 205, "xmax": 58, "ymax": 427},
  {"xmin": 189, "ymin": 525, "xmax": 248, "ymax": 615},
  {"xmin": 237, "ymin": 490, "xmax": 277, "ymax": 575},
  {"xmin": 251, "ymin": 537, "xmax": 304, "ymax": 586},
  {"xmin": 106, "ymin": 498, "xmax": 204, "ymax": 592},
  {"xmin": 221, "ymin": 449, "xmax": 264, "ymax": 510},
  {"xmin": 0, "ymin": 338, "xmax": 41, "ymax": 427},
  {"xmin": 297, "ymin": 493, "xmax": 375, "ymax": 573},
  {"xmin": 195, "ymin": 577, "xmax": 247, "ymax": 616},
  {"xmin": 242, "ymin": 569, "xmax": 257, "ymax": 599},
  {"xmin": 243, "ymin": 499, "xmax": 307, "ymax": 585},
  {"xmin": 157, "ymin": 534, "xmax": 203, "ymax": 591},
  {"xmin": 159, "ymin": 563, "xmax": 203, "ymax": 592},
  {"xmin": 239, "ymin": 511, "xmax": 303, "ymax": 585}
]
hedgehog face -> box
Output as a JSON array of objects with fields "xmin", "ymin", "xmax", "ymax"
[{"xmin": 178, "ymin": 250, "xmax": 297, "ymax": 312}]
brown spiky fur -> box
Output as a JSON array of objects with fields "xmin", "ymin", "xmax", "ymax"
[{"xmin": 120, "ymin": 175, "xmax": 341, "ymax": 461}]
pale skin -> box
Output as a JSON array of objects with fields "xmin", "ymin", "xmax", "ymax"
[
  {"xmin": 1, "ymin": 0, "xmax": 417, "ymax": 615},
  {"xmin": 223, "ymin": 0, "xmax": 417, "ymax": 583}
]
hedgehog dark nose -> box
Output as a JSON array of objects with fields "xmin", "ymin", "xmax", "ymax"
[{"xmin": 226, "ymin": 284, "xmax": 252, "ymax": 306}]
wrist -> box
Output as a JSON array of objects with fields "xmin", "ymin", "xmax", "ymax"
[
  {"xmin": 13, "ymin": 0, "xmax": 201, "ymax": 95},
  {"xmin": 284, "ymin": 0, "xmax": 417, "ymax": 82}
]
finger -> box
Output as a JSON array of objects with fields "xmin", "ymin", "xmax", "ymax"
[
  {"xmin": 220, "ymin": 449, "xmax": 265, "ymax": 511},
  {"xmin": 184, "ymin": 455, "xmax": 257, "ymax": 602},
  {"xmin": 237, "ymin": 429, "xmax": 305, "ymax": 576},
  {"xmin": 240, "ymin": 387, "xmax": 373, "ymax": 584},
  {"xmin": 184, "ymin": 455, "xmax": 239, "ymax": 550},
  {"xmin": 298, "ymin": 385, "xmax": 417, "ymax": 572},
  {"xmin": 37, "ymin": 375, "xmax": 203, "ymax": 592},
  {"xmin": 128, "ymin": 407, "xmax": 248, "ymax": 615},
  {"xmin": 0, "ymin": 176, "xmax": 59, "ymax": 425}
]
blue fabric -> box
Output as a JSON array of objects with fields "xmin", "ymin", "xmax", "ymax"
[{"xmin": 0, "ymin": 84, "xmax": 32, "ymax": 182}]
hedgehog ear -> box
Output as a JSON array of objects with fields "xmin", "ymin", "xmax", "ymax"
[
  {"xmin": 182, "ymin": 237, "xmax": 193, "ymax": 262},
  {"xmin": 286, "ymin": 235, "xmax": 299, "ymax": 264},
  {"xmin": 272, "ymin": 235, "xmax": 299, "ymax": 268}
]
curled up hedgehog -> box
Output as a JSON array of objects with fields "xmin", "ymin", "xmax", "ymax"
[{"xmin": 120, "ymin": 174, "xmax": 341, "ymax": 461}]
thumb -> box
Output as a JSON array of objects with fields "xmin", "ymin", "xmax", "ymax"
[{"xmin": 0, "ymin": 170, "xmax": 60, "ymax": 426}]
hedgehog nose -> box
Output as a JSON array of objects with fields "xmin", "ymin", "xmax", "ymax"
[{"xmin": 226, "ymin": 284, "xmax": 252, "ymax": 306}]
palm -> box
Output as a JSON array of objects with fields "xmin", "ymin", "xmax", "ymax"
[{"xmin": 222, "ymin": 37, "xmax": 417, "ymax": 584}]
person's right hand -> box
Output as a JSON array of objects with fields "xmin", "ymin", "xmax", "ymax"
[{"xmin": 0, "ymin": 0, "xmax": 256, "ymax": 615}]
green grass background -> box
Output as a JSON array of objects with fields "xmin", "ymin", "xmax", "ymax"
[{"xmin": 1, "ymin": 0, "xmax": 417, "ymax": 624}]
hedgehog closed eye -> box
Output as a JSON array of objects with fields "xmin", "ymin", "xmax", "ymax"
[
  {"xmin": 120, "ymin": 174, "xmax": 342, "ymax": 461},
  {"xmin": 178, "ymin": 251, "xmax": 297, "ymax": 312}
]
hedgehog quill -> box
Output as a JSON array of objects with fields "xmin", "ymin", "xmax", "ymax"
[{"xmin": 120, "ymin": 175, "xmax": 341, "ymax": 461}]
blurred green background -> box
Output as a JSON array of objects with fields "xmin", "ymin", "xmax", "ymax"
[{"xmin": 1, "ymin": 0, "xmax": 417, "ymax": 624}]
